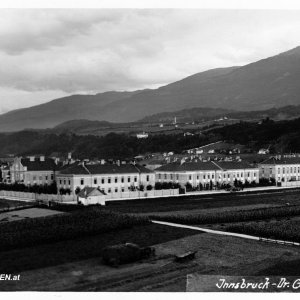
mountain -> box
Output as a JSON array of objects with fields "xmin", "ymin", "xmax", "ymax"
[
  {"xmin": 1, "ymin": 46, "xmax": 300, "ymax": 131},
  {"xmin": 140, "ymin": 105, "xmax": 300, "ymax": 123}
]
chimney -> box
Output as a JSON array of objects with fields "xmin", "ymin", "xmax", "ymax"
[{"xmin": 40, "ymin": 156, "xmax": 45, "ymax": 162}]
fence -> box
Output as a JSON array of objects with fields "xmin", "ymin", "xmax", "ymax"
[
  {"xmin": 0, "ymin": 190, "xmax": 77, "ymax": 202},
  {"xmin": 105, "ymin": 189, "xmax": 179, "ymax": 200},
  {"xmin": 0, "ymin": 188, "xmax": 179, "ymax": 203},
  {"xmin": 281, "ymin": 181, "xmax": 300, "ymax": 187}
]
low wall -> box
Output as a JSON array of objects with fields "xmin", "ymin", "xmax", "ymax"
[
  {"xmin": 105, "ymin": 189, "xmax": 179, "ymax": 200},
  {"xmin": 281, "ymin": 181, "xmax": 300, "ymax": 187},
  {"xmin": 0, "ymin": 190, "xmax": 76, "ymax": 202},
  {"xmin": 0, "ymin": 189, "xmax": 180, "ymax": 204}
]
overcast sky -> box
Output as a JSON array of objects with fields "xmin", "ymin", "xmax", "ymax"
[{"xmin": 1, "ymin": 9, "xmax": 300, "ymax": 114}]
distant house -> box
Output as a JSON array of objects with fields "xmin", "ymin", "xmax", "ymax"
[
  {"xmin": 77, "ymin": 187, "xmax": 106, "ymax": 205},
  {"xmin": 9, "ymin": 156, "xmax": 58, "ymax": 185},
  {"xmin": 136, "ymin": 132, "xmax": 149, "ymax": 139},
  {"xmin": 258, "ymin": 149, "xmax": 269, "ymax": 155}
]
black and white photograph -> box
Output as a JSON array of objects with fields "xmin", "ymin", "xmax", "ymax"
[{"xmin": 1, "ymin": 0, "xmax": 300, "ymax": 295}]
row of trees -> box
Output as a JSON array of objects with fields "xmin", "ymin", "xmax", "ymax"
[{"xmin": 0, "ymin": 181, "xmax": 73, "ymax": 195}]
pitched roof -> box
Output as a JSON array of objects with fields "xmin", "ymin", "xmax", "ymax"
[
  {"xmin": 21, "ymin": 158, "xmax": 57, "ymax": 171},
  {"xmin": 156, "ymin": 161, "xmax": 257, "ymax": 172},
  {"xmin": 58, "ymin": 163, "xmax": 90, "ymax": 175},
  {"xmin": 78, "ymin": 187, "xmax": 105, "ymax": 198},
  {"xmin": 156, "ymin": 161, "xmax": 220, "ymax": 172},
  {"xmin": 213, "ymin": 161, "xmax": 256, "ymax": 170},
  {"xmin": 260, "ymin": 156, "xmax": 300, "ymax": 165},
  {"xmin": 59, "ymin": 163, "xmax": 153, "ymax": 175},
  {"xmin": 87, "ymin": 164, "xmax": 153, "ymax": 174}
]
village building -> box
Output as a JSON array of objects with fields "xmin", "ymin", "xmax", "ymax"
[
  {"xmin": 9, "ymin": 156, "xmax": 58, "ymax": 186},
  {"xmin": 77, "ymin": 187, "xmax": 106, "ymax": 205},
  {"xmin": 155, "ymin": 161, "xmax": 259, "ymax": 188},
  {"xmin": 56, "ymin": 163, "xmax": 155, "ymax": 194},
  {"xmin": 258, "ymin": 155, "xmax": 300, "ymax": 183}
]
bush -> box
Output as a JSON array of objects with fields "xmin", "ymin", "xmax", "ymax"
[{"xmin": 146, "ymin": 185, "xmax": 153, "ymax": 191}]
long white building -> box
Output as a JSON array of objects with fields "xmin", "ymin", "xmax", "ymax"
[
  {"xmin": 259, "ymin": 156, "xmax": 300, "ymax": 183},
  {"xmin": 57, "ymin": 163, "xmax": 155, "ymax": 194},
  {"xmin": 155, "ymin": 161, "xmax": 259, "ymax": 188}
]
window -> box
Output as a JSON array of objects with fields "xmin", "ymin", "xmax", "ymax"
[
  {"xmin": 115, "ymin": 187, "xmax": 118, "ymax": 192},
  {"xmin": 164, "ymin": 174, "xmax": 167, "ymax": 179},
  {"xmin": 146, "ymin": 175, "xmax": 149, "ymax": 181},
  {"xmin": 128, "ymin": 176, "xmax": 131, "ymax": 182},
  {"xmin": 115, "ymin": 177, "xmax": 118, "ymax": 183},
  {"xmin": 45, "ymin": 176, "xmax": 48, "ymax": 181},
  {"xmin": 121, "ymin": 177, "xmax": 124, "ymax": 183},
  {"xmin": 63, "ymin": 179, "xmax": 66, "ymax": 185},
  {"xmin": 80, "ymin": 178, "xmax": 84, "ymax": 185},
  {"xmin": 68, "ymin": 180, "xmax": 71, "ymax": 185},
  {"xmin": 241, "ymin": 173, "xmax": 243, "ymax": 177},
  {"xmin": 228, "ymin": 174, "xmax": 230, "ymax": 178},
  {"xmin": 283, "ymin": 168, "xmax": 285, "ymax": 174},
  {"xmin": 134, "ymin": 177, "xmax": 137, "ymax": 182},
  {"xmin": 176, "ymin": 174, "xmax": 179, "ymax": 180},
  {"xmin": 94, "ymin": 178, "xmax": 97, "ymax": 184},
  {"xmin": 51, "ymin": 174, "xmax": 54, "ymax": 180},
  {"xmin": 212, "ymin": 174, "xmax": 214, "ymax": 179},
  {"xmin": 223, "ymin": 174, "xmax": 226, "ymax": 178},
  {"xmin": 247, "ymin": 172, "xmax": 250, "ymax": 177},
  {"xmin": 208, "ymin": 174, "xmax": 210, "ymax": 179},
  {"xmin": 121, "ymin": 187, "xmax": 125, "ymax": 192},
  {"xmin": 203, "ymin": 174, "xmax": 206, "ymax": 179},
  {"xmin": 108, "ymin": 177, "xmax": 111, "ymax": 184},
  {"xmin": 59, "ymin": 179, "xmax": 62, "ymax": 184},
  {"xmin": 39, "ymin": 176, "xmax": 42, "ymax": 181},
  {"xmin": 197, "ymin": 175, "xmax": 199, "ymax": 180},
  {"xmin": 102, "ymin": 178, "xmax": 105, "ymax": 184},
  {"xmin": 189, "ymin": 175, "xmax": 192, "ymax": 180},
  {"xmin": 108, "ymin": 188, "xmax": 111, "ymax": 193},
  {"xmin": 237, "ymin": 174, "xmax": 239, "ymax": 178}
]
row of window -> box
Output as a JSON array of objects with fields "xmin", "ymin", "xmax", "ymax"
[
  {"xmin": 31, "ymin": 174, "xmax": 53, "ymax": 181},
  {"xmin": 58, "ymin": 175, "xmax": 151, "ymax": 186},
  {"xmin": 277, "ymin": 167, "xmax": 300, "ymax": 174},
  {"xmin": 158, "ymin": 172, "xmax": 257, "ymax": 180}
]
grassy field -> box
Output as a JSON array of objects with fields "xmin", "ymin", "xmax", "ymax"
[
  {"xmin": 0, "ymin": 199, "xmax": 33, "ymax": 210},
  {"xmin": 0, "ymin": 223, "xmax": 199, "ymax": 274},
  {"xmin": 106, "ymin": 189, "xmax": 300, "ymax": 214},
  {"xmin": 0, "ymin": 207, "xmax": 65, "ymax": 223},
  {"xmin": 226, "ymin": 217, "xmax": 300, "ymax": 243}
]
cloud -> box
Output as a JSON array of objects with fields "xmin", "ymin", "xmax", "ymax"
[{"xmin": 1, "ymin": 9, "xmax": 300, "ymax": 112}]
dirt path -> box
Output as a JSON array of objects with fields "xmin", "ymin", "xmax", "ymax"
[{"xmin": 1, "ymin": 231, "xmax": 300, "ymax": 292}]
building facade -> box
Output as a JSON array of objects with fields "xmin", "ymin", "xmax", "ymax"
[
  {"xmin": 155, "ymin": 161, "xmax": 259, "ymax": 188},
  {"xmin": 259, "ymin": 156, "xmax": 300, "ymax": 183},
  {"xmin": 9, "ymin": 156, "xmax": 58, "ymax": 186},
  {"xmin": 56, "ymin": 163, "xmax": 155, "ymax": 194}
]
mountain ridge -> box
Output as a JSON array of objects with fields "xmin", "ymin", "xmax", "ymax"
[{"xmin": 1, "ymin": 46, "xmax": 300, "ymax": 131}]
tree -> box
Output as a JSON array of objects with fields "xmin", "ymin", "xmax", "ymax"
[
  {"xmin": 146, "ymin": 184, "xmax": 153, "ymax": 191},
  {"xmin": 75, "ymin": 186, "xmax": 81, "ymax": 195}
]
